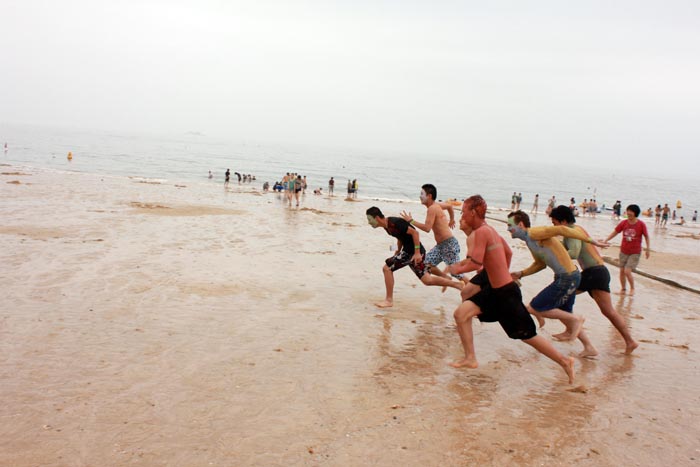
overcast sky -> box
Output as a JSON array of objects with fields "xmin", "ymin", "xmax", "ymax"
[{"xmin": 2, "ymin": 0, "xmax": 699, "ymax": 172}]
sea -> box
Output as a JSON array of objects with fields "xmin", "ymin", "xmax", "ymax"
[{"xmin": 2, "ymin": 123, "xmax": 698, "ymax": 216}]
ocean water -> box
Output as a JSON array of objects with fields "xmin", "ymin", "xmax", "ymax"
[{"xmin": 2, "ymin": 123, "xmax": 698, "ymax": 215}]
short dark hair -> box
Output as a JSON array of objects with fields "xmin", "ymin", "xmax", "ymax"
[
  {"xmin": 421, "ymin": 184, "xmax": 437, "ymax": 201},
  {"xmin": 366, "ymin": 206, "xmax": 384, "ymax": 218},
  {"xmin": 508, "ymin": 210, "xmax": 531, "ymax": 228},
  {"xmin": 550, "ymin": 205, "xmax": 576, "ymax": 224},
  {"xmin": 626, "ymin": 204, "xmax": 641, "ymax": 217}
]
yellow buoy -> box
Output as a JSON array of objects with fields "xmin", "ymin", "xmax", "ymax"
[{"xmin": 67, "ymin": 151, "xmax": 73, "ymax": 160}]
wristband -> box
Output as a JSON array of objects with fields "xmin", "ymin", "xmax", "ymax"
[
  {"xmin": 414, "ymin": 245, "xmax": 420, "ymax": 250},
  {"xmin": 410, "ymin": 220, "xmax": 415, "ymax": 225}
]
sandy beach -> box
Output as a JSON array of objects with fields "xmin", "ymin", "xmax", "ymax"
[{"xmin": 1, "ymin": 166, "xmax": 699, "ymax": 466}]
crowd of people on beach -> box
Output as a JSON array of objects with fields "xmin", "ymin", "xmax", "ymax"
[{"xmin": 366, "ymin": 185, "xmax": 650, "ymax": 384}]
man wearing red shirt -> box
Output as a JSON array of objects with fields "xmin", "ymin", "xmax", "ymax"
[{"xmin": 603, "ymin": 204, "xmax": 651, "ymax": 295}]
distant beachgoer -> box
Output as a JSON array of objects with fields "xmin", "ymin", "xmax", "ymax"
[
  {"xmin": 446, "ymin": 196, "xmax": 575, "ymax": 383},
  {"xmin": 352, "ymin": 179, "xmax": 358, "ymax": 198},
  {"xmin": 546, "ymin": 196, "xmax": 556, "ymax": 215},
  {"xmin": 225, "ymin": 169, "xmax": 230, "ymax": 185},
  {"xmin": 531, "ymin": 194, "xmax": 539, "ymax": 213},
  {"xmin": 263, "ymin": 181, "xmax": 270, "ymax": 192},
  {"xmin": 603, "ymin": 204, "xmax": 651, "ymax": 295},
  {"xmin": 613, "ymin": 201, "xmax": 622, "ymax": 220},
  {"xmin": 347, "ymin": 179, "xmax": 352, "ymax": 198},
  {"xmin": 366, "ymin": 206, "xmax": 463, "ymax": 308},
  {"xmin": 328, "ymin": 177, "xmax": 335, "ymax": 195},
  {"xmin": 399, "ymin": 184, "xmax": 464, "ymax": 282},
  {"xmin": 661, "ymin": 203, "xmax": 670, "ymax": 227},
  {"xmin": 654, "ymin": 204, "xmax": 662, "ymax": 226},
  {"xmin": 507, "ymin": 210, "xmax": 605, "ymax": 357},
  {"xmin": 208, "ymin": 170, "xmax": 213, "ymax": 179},
  {"xmin": 511, "ymin": 192, "xmax": 517, "ymax": 211},
  {"xmin": 302, "ymin": 176, "xmax": 308, "ymax": 193},
  {"xmin": 294, "ymin": 175, "xmax": 303, "ymax": 206},
  {"xmin": 549, "ymin": 206, "xmax": 638, "ymax": 354},
  {"xmin": 672, "ymin": 210, "xmax": 677, "ymax": 221},
  {"xmin": 3, "ymin": 142, "xmax": 7, "ymax": 153},
  {"xmin": 516, "ymin": 192, "xmax": 522, "ymax": 210},
  {"xmin": 313, "ymin": 187, "xmax": 322, "ymax": 195},
  {"xmin": 693, "ymin": 210, "xmax": 698, "ymax": 222}
]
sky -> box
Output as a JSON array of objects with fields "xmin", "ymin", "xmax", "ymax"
[{"xmin": 2, "ymin": 0, "xmax": 699, "ymax": 172}]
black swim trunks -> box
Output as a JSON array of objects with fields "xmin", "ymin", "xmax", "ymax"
[
  {"xmin": 468, "ymin": 282, "xmax": 536, "ymax": 340},
  {"xmin": 578, "ymin": 265, "xmax": 611, "ymax": 295},
  {"xmin": 469, "ymin": 269, "xmax": 490, "ymax": 288},
  {"xmin": 385, "ymin": 247, "xmax": 427, "ymax": 279}
]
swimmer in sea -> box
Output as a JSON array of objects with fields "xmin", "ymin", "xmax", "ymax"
[
  {"xmin": 550, "ymin": 205, "xmax": 639, "ymax": 355},
  {"xmin": 447, "ymin": 195, "xmax": 575, "ymax": 383},
  {"xmin": 366, "ymin": 206, "xmax": 464, "ymax": 308}
]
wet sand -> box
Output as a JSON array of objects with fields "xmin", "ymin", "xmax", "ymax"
[{"xmin": 1, "ymin": 167, "xmax": 699, "ymax": 466}]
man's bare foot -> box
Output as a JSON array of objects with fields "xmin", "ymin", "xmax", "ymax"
[
  {"xmin": 566, "ymin": 316, "xmax": 585, "ymax": 341},
  {"xmin": 628, "ymin": 288, "xmax": 635, "ymax": 296},
  {"xmin": 563, "ymin": 356, "xmax": 576, "ymax": 384},
  {"xmin": 552, "ymin": 331, "xmax": 572, "ymax": 341},
  {"xmin": 535, "ymin": 314, "xmax": 545, "ymax": 328},
  {"xmin": 579, "ymin": 346, "xmax": 599, "ymax": 359},
  {"xmin": 374, "ymin": 300, "xmax": 393, "ymax": 308},
  {"xmin": 624, "ymin": 340, "xmax": 639, "ymax": 355},
  {"xmin": 615, "ymin": 289, "xmax": 627, "ymax": 295},
  {"xmin": 449, "ymin": 358, "xmax": 478, "ymax": 369}
]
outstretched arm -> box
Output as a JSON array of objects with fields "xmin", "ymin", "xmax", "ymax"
[
  {"xmin": 529, "ymin": 225, "xmax": 608, "ymax": 247},
  {"xmin": 513, "ymin": 254, "xmax": 546, "ymax": 280},
  {"xmin": 400, "ymin": 209, "xmax": 435, "ymax": 233}
]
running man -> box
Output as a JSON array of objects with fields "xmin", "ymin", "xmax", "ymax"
[
  {"xmin": 446, "ymin": 195, "xmax": 575, "ymax": 383},
  {"xmin": 366, "ymin": 206, "xmax": 463, "ymax": 308},
  {"xmin": 400, "ymin": 184, "xmax": 463, "ymax": 282},
  {"xmin": 507, "ymin": 210, "xmax": 607, "ymax": 357},
  {"xmin": 603, "ymin": 204, "xmax": 650, "ymax": 295},
  {"xmin": 550, "ymin": 206, "xmax": 639, "ymax": 354}
]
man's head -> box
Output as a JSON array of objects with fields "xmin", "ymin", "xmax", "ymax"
[
  {"xmin": 507, "ymin": 210, "xmax": 530, "ymax": 239},
  {"xmin": 420, "ymin": 184, "xmax": 437, "ymax": 205},
  {"xmin": 461, "ymin": 195, "xmax": 487, "ymax": 228},
  {"xmin": 549, "ymin": 205, "xmax": 576, "ymax": 226},
  {"xmin": 366, "ymin": 206, "xmax": 385, "ymax": 228},
  {"xmin": 626, "ymin": 204, "xmax": 641, "ymax": 219}
]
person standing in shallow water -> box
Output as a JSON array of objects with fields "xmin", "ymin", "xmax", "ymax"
[
  {"xmin": 603, "ymin": 204, "xmax": 650, "ymax": 295},
  {"xmin": 328, "ymin": 177, "xmax": 334, "ymax": 196},
  {"xmin": 366, "ymin": 206, "xmax": 463, "ymax": 308},
  {"xmin": 446, "ymin": 195, "xmax": 575, "ymax": 383}
]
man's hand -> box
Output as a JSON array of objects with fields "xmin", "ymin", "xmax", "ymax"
[
  {"xmin": 593, "ymin": 239, "xmax": 610, "ymax": 248},
  {"xmin": 412, "ymin": 251, "xmax": 422, "ymax": 265},
  {"xmin": 645, "ymin": 249, "xmax": 650, "ymax": 259},
  {"xmin": 448, "ymin": 219, "xmax": 456, "ymax": 229},
  {"xmin": 400, "ymin": 211, "xmax": 413, "ymax": 223}
]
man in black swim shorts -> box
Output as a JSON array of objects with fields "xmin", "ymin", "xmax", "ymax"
[{"xmin": 366, "ymin": 206, "xmax": 463, "ymax": 308}]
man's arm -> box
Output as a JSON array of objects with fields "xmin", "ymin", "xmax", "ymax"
[
  {"xmin": 437, "ymin": 202, "xmax": 456, "ymax": 229},
  {"xmin": 403, "ymin": 205, "xmax": 438, "ymax": 233},
  {"xmin": 502, "ymin": 237, "xmax": 513, "ymax": 267},
  {"xmin": 408, "ymin": 226, "xmax": 423, "ymax": 264},
  {"xmin": 643, "ymin": 225, "xmax": 651, "ymax": 259},
  {"xmin": 529, "ymin": 225, "xmax": 607, "ymax": 247},
  {"xmin": 513, "ymin": 253, "xmax": 546, "ymax": 279},
  {"xmin": 449, "ymin": 230, "xmax": 486, "ymax": 275}
]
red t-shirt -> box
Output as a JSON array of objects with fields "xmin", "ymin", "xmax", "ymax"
[{"xmin": 615, "ymin": 219, "xmax": 648, "ymax": 255}]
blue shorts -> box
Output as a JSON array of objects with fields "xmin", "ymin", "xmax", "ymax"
[
  {"xmin": 530, "ymin": 271, "xmax": 581, "ymax": 313},
  {"xmin": 425, "ymin": 236, "xmax": 463, "ymax": 278}
]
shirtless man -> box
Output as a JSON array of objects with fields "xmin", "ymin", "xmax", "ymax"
[
  {"xmin": 400, "ymin": 184, "xmax": 463, "ymax": 282},
  {"xmin": 446, "ymin": 195, "xmax": 575, "ymax": 383},
  {"xmin": 507, "ymin": 210, "xmax": 607, "ymax": 357},
  {"xmin": 366, "ymin": 206, "xmax": 463, "ymax": 308},
  {"xmin": 550, "ymin": 206, "xmax": 639, "ymax": 354}
]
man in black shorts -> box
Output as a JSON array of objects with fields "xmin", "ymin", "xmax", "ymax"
[
  {"xmin": 446, "ymin": 195, "xmax": 575, "ymax": 383},
  {"xmin": 366, "ymin": 206, "xmax": 463, "ymax": 308}
]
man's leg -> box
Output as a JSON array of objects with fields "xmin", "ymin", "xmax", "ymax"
[
  {"xmin": 375, "ymin": 264, "xmax": 395, "ymax": 308},
  {"xmin": 522, "ymin": 335, "xmax": 576, "ymax": 384},
  {"xmin": 624, "ymin": 268, "xmax": 635, "ymax": 294},
  {"xmin": 619, "ymin": 267, "xmax": 627, "ymax": 293},
  {"xmin": 450, "ymin": 301, "xmax": 481, "ymax": 368},
  {"xmin": 421, "ymin": 273, "xmax": 463, "ymax": 291},
  {"xmin": 527, "ymin": 304, "xmax": 585, "ymax": 340},
  {"xmin": 591, "ymin": 289, "xmax": 638, "ymax": 354}
]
